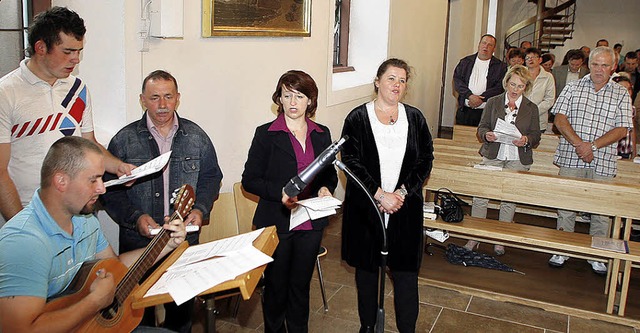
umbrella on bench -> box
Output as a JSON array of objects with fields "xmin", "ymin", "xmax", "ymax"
[{"xmin": 445, "ymin": 244, "xmax": 525, "ymax": 275}]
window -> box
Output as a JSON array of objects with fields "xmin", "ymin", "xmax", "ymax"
[
  {"xmin": 333, "ymin": 0, "xmax": 353, "ymax": 73},
  {"xmin": 0, "ymin": 0, "xmax": 50, "ymax": 76},
  {"xmin": 328, "ymin": 0, "xmax": 390, "ymax": 98}
]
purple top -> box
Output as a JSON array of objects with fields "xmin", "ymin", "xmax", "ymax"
[{"xmin": 268, "ymin": 113, "xmax": 323, "ymax": 230}]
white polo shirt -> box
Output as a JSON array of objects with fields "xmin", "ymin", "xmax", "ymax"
[{"xmin": 0, "ymin": 59, "xmax": 94, "ymax": 206}]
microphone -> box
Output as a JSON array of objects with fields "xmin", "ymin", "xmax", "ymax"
[{"xmin": 283, "ymin": 136, "xmax": 349, "ymax": 197}]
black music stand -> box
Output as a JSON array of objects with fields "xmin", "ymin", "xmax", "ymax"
[{"xmin": 333, "ymin": 159, "xmax": 388, "ymax": 333}]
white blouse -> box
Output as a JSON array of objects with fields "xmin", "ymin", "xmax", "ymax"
[
  {"xmin": 366, "ymin": 101, "xmax": 408, "ymax": 227},
  {"xmin": 497, "ymin": 95, "xmax": 522, "ymax": 161}
]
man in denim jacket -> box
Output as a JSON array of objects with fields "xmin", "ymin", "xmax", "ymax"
[{"xmin": 101, "ymin": 70, "xmax": 222, "ymax": 332}]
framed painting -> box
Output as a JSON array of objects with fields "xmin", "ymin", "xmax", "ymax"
[{"xmin": 202, "ymin": 0, "xmax": 311, "ymax": 37}]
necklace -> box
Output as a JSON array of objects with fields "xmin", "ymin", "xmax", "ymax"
[
  {"xmin": 288, "ymin": 124, "xmax": 307, "ymax": 138},
  {"xmin": 375, "ymin": 102, "xmax": 397, "ymax": 125}
]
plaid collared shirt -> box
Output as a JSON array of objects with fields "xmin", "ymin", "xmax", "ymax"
[{"xmin": 551, "ymin": 74, "xmax": 633, "ymax": 177}]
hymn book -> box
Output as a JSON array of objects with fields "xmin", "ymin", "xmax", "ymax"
[{"xmin": 591, "ymin": 236, "xmax": 629, "ymax": 254}]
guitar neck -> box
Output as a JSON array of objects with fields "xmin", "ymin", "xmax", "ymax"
[{"xmin": 114, "ymin": 211, "xmax": 181, "ymax": 303}]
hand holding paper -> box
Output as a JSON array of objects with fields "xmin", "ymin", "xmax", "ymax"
[
  {"xmin": 104, "ymin": 151, "xmax": 172, "ymax": 187},
  {"xmin": 290, "ymin": 196, "xmax": 342, "ymax": 230},
  {"xmin": 493, "ymin": 118, "xmax": 522, "ymax": 145}
]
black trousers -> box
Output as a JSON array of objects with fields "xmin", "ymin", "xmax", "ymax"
[
  {"xmin": 355, "ymin": 268, "xmax": 419, "ymax": 333},
  {"xmin": 263, "ymin": 230, "xmax": 323, "ymax": 333},
  {"xmin": 455, "ymin": 106, "xmax": 484, "ymax": 127}
]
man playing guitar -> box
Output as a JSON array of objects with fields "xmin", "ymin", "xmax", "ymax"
[{"xmin": 0, "ymin": 137, "xmax": 186, "ymax": 333}]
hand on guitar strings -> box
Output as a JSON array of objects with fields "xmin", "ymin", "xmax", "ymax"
[{"xmin": 89, "ymin": 268, "xmax": 116, "ymax": 310}]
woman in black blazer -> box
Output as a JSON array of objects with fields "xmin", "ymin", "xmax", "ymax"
[
  {"xmin": 466, "ymin": 65, "xmax": 541, "ymax": 255},
  {"xmin": 341, "ymin": 59, "xmax": 434, "ymax": 333},
  {"xmin": 242, "ymin": 70, "xmax": 337, "ymax": 333}
]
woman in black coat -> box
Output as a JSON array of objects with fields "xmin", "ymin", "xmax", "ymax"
[
  {"xmin": 242, "ymin": 70, "xmax": 338, "ymax": 333},
  {"xmin": 340, "ymin": 59, "xmax": 434, "ymax": 333}
]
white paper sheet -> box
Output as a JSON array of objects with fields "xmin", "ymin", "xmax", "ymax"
[
  {"xmin": 493, "ymin": 118, "xmax": 522, "ymax": 145},
  {"xmin": 289, "ymin": 196, "xmax": 342, "ymax": 230},
  {"xmin": 167, "ymin": 228, "xmax": 263, "ymax": 270},
  {"xmin": 104, "ymin": 151, "xmax": 172, "ymax": 187},
  {"xmin": 143, "ymin": 229, "xmax": 274, "ymax": 305},
  {"xmin": 167, "ymin": 246, "xmax": 273, "ymax": 305}
]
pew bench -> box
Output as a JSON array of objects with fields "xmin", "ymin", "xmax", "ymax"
[
  {"xmin": 424, "ymin": 216, "xmax": 640, "ymax": 316},
  {"xmin": 423, "ymin": 159, "xmax": 640, "ymax": 316},
  {"xmin": 450, "ymin": 124, "xmax": 561, "ymax": 152}
]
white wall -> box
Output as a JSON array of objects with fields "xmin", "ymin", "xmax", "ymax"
[
  {"xmin": 48, "ymin": 0, "xmax": 447, "ymax": 244},
  {"xmin": 53, "ymin": 0, "xmax": 447, "ymax": 193},
  {"xmin": 548, "ymin": 0, "xmax": 640, "ymax": 65},
  {"xmin": 498, "ymin": 0, "xmax": 640, "ymax": 67},
  {"xmin": 52, "ymin": 0, "xmax": 128, "ymax": 144},
  {"xmin": 441, "ymin": 0, "xmax": 486, "ymax": 128}
]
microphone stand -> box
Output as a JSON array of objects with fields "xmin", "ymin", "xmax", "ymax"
[{"xmin": 333, "ymin": 159, "xmax": 387, "ymax": 333}]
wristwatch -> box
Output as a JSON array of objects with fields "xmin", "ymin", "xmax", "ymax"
[{"xmin": 591, "ymin": 142, "xmax": 598, "ymax": 151}]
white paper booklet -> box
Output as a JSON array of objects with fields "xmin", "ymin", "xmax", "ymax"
[
  {"xmin": 493, "ymin": 118, "xmax": 522, "ymax": 145},
  {"xmin": 144, "ymin": 228, "xmax": 272, "ymax": 305},
  {"xmin": 473, "ymin": 164, "xmax": 503, "ymax": 171},
  {"xmin": 104, "ymin": 151, "xmax": 172, "ymax": 187},
  {"xmin": 290, "ymin": 196, "xmax": 342, "ymax": 230},
  {"xmin": 591, "ymin": 236, "xmax": 629, "ymax": 253}
]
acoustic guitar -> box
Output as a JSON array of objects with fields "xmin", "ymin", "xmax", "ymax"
[{"xmin": 43, "ymin": 184, "xmax": 195, "ymax": 332}]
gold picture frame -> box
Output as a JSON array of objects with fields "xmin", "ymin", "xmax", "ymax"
[{"xmin": 202, "ymin": 0, "xmax": 311, "ymax": 37}]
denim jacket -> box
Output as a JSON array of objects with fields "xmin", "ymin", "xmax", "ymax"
[{"xmin": 101, "ymin": 112, "xmax": 222, "ymax": 250}]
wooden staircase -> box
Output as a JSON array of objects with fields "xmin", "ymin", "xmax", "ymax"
[{"xmin": 504, "ymin": 0, "xmax": 576, "ymax": 54}]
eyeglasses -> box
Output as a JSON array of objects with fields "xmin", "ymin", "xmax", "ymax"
[
  {"xmin": 525, "ymin": 56, "xmax": 539, "ymax": 61},
  {"xmin": 508, "ymin": 82, "xmax": 526, "ymax": 90}
]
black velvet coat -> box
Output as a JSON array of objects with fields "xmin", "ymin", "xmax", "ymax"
[
  {"xmin": 340, "ymin": 103, "xmax": 434, "ymax": 272},
  {"xmin": 242, "ymin": 119, "xmax": 338, "ymax": 232}
]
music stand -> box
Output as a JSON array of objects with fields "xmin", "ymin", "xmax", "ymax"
[
  {"xmin": 334, "ymin": 159, "xmax": 388, "ymax": 333},
  {"xmin": 131, "ymin": 226, "xmax": 279, "ymax": 333}
]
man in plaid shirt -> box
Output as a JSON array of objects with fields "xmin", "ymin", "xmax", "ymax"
[{"xmin": 548, "ymin": 46, "xmax": 633, "ymax": 275}]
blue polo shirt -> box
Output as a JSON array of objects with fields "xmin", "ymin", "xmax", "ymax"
[{"xmin": 0, "ymin": 190, "xmax": 109, "ymax": 299}]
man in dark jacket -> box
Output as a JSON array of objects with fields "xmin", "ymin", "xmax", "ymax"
[
  {"xmin": 101, "ymin": 70, "xmax": 223, "ymax": 332},
  {"xmin": 453, "ymin": 34, "xmax": 507, "ymax": 126}
]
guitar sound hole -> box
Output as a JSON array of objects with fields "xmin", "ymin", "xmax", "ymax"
[{"xmin": 100, "ymin": 300, "xmax": 120, "ymax": 320}]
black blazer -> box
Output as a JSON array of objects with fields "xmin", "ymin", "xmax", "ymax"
[
  {"xmin": 453, "ymin": 53, "xmax": 508, "ymax": 109},
  {"xmin": 242, "ymin": 119, "xmax": 338, "ymax": 232},
  {"xmin": 340, "ymin": 103, "xmax": 434, "ymax": 272}
]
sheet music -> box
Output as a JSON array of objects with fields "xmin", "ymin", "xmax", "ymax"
[
  {"xmin": 143, "ymin": 228, "xmax": 273, "ymax": 305},
  {"xmin": 168, "ymin": 228, "xmax": 263, "ymax": 270},
  {"xmin": 104, "ymin": 151, "xmax": 172, "ymax": 187},
  {"xmin": 290, "ymin": 196, "xmax": 342, "ymax": 230},
  {"xmin": 493, "ymin": 118, "xmax": 522, "ymax": 145},
  {"xmin": 167, "ymin": 246, "xmax": 273, "ymax": 305}
]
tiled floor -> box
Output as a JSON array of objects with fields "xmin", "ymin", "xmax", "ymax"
[{"xmin": 192, "ymin": 214, "xmax": 639, "ymax": 333}]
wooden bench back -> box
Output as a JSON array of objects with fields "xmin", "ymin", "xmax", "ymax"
[
  {"xmin": 426, "ymin": 160, "xmax": 640, "ymax": 220},
  {"xmin": 452, "ymin": 125, "xmax": 559, "ymax": 152},
  {"xmin": 432, "ymin": 139, "xmax": 640, "ymax": 181}
]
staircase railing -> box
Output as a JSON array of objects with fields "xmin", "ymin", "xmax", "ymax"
[{"xmin": 504, "ymin": 0, "xmax": 576, "ymax": 58}]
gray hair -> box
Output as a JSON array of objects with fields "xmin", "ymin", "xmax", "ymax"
[{"xmin": 589, "ymin": 46, "xmax": 616, "ymax": 67}]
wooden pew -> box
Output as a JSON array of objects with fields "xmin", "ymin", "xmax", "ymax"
[
  {"xmin": 423, "ymin": 158, "xmax": 640, "ymax": 316},
  {"xmin": 433, "ymin": 138, "xmax": 640, "ymax": 182},
  {"xmin": 451, "ymin": 125, "xmax": 560, "ymax": 152}
]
